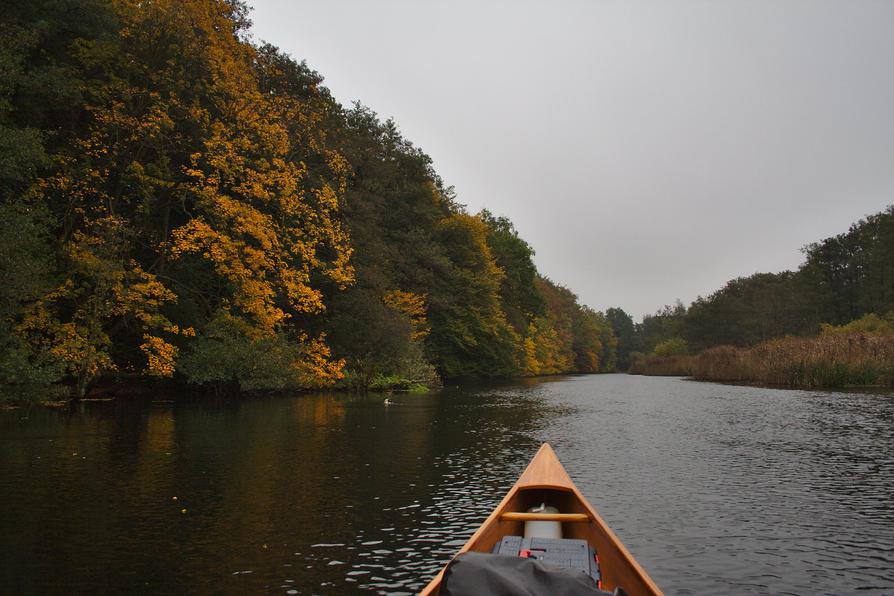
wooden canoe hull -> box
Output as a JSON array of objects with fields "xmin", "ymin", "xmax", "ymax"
[{"xmin": 419, "ymin": 443, "xmax": 663, "ymax": 596}]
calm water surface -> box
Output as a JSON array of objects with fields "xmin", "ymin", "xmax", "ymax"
[{"xmin": 1, "ymin": 375, "xmax": 893, "ymax": 594}]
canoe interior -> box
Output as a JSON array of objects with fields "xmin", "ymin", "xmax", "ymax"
[
  {"xmin": 420, "ymin": 443, "xmax": 662, "ymax": 596},
  {"xmin": 455, "ymin": 487, "xmax": 656, "ymax": 595}
]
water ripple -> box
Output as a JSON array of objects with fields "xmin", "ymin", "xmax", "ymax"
[{"xmin": 1, "ymin": 377, "xmax": 892, "ymax": 594}]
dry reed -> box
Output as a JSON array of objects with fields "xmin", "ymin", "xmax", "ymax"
[{"xmin": 631, "ymin": 332, "xmax": 894, "ymax": 389}]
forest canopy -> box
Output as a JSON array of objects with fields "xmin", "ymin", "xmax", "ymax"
[{"xmin": 0, "ymin": 0, "xmax": 616, "ymax": 399}]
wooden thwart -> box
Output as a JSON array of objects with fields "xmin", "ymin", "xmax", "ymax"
[{"xmin": 499, "ymin": 512, "xmax": 590, "ymax": 522}]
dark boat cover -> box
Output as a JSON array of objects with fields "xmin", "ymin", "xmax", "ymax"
[{"xmin": 440, "ymin": 551, "xmax": 616, "ymax": 596}]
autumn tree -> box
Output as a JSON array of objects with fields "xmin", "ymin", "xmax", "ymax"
[
  {"xmin": 0, "ymin": 0, "xmax": 619, "ymax": 399},
  {"xmin": 0, "ymin": 0, "xmax": 120, "ymax": 397},
  {"xmin": 606, "ymin": 307, "xmax": 635, "ymax": 371},
  {"xmin": 480, "ymin": 210, "xmax": 544, "ymax": 334},
  {"xmin": 426, "ymin": 214, "xmax": 520, "ymax": 378},
  {"xmin": 2, "ymin": 0, "xmax": 355, "ymax": 395}
]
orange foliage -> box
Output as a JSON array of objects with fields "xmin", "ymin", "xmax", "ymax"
[
  {"xmin": 384, "ymin": 290, "xmax": 430, "ymax": 340},
  {"xmin": 140, "ymin": 335, "xmax": 178, "ymax": 377}
]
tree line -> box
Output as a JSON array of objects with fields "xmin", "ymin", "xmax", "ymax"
[
  {"xmin": 0, "ymin": 0, "xmax": 616, "ymax": 400},
  {"xmin": 606, "ymin": 206, "xmax": 894, "ymax": 385}
]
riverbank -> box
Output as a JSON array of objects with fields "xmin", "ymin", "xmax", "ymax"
[
  {"xmin": 630, "ymin": 332, "xmax": 894, "ymax": 389},
  {"xmin": 1, "ymin": 369, "xmax": 614, "ymax": 408}
]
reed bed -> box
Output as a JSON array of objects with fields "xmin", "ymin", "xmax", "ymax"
[
  {"xmin": 693, "ymin": 333, "xmax": 894, "ymax": 388},
  {"xmin": 631, "ymin": 332, "xmax": 894, "ymax": 389}
]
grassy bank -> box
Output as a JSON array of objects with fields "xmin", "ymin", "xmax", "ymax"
[{"xmin": 631, "ymin": 332, "xmax": 894, "ymax": 389}]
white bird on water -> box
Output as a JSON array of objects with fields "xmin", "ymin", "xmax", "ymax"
[{"xmin": 383, "ymin": 398, "xmax": 393, "ymax": 405}]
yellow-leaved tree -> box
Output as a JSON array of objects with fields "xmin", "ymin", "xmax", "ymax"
[{"xmin": 21, "ymin": 0, "xmax": 354, "ymax": 394}]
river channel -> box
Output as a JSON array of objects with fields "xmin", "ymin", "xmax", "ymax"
[{"xmin": 1, "ymin": 374, "xmax": 893, "ymax": 594}]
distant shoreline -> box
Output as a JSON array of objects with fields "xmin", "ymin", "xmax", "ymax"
[{"xmin": 630, "ymin": 328, "xmax": 894, "ymax": 391}]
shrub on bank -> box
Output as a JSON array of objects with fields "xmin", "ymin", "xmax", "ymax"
[
  {"xmin": 629, "ymin": 354, "xmax": 694, "ymax": 376},
  {"xmin": 628, "ymin": 336, "xmax": 693, "ymax": 376}
]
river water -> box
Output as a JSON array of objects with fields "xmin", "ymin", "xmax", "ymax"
[{"xmin": 1, "ymin": 374, "xmax": 892, "ymax": 594}]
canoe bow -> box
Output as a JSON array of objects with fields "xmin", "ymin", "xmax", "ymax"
[{"xmin": 419, "ymin": 443, "xmax": 663, "ymax": 596}]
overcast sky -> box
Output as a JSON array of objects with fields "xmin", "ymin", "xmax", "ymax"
[{"xmin": 247, "ymin": 0, "xmax": 894, "ymax": 320}]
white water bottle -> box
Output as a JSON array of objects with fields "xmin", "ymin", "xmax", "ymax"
[{"xmin": 524, "ymin": 503, "xmax": 562, "ymax": 539}]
